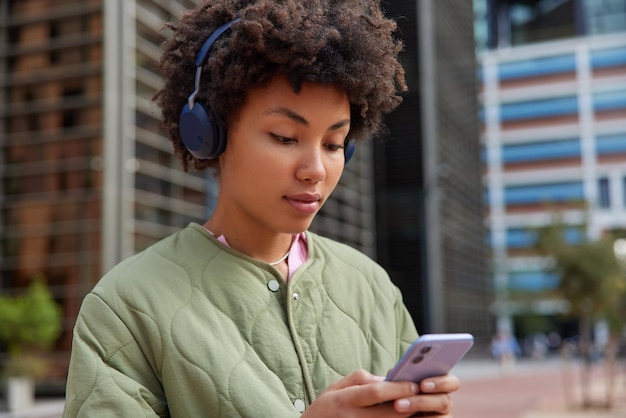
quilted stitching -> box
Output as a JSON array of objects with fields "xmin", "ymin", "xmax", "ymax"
[{"xmin": 65, "ymin": 223, "xmax": 418, "ymax": 418}]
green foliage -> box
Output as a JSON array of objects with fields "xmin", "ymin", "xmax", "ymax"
[
  {"xmin": 0, "ymin": 277, "xmax": 62, "ymax": 378},
  {"xmin": 534, "ymin": 214, "xmax": 626, "ymax": 331},
  {"xmin": 535, "ymin": 213, "xmax": 626, "ymax": 409}
]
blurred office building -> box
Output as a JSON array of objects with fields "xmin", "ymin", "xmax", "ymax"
[
  {"xmin": 475, "ymin": 0, "xmax": 626, "ymax": 334},
  {"xmin": 374, "ymin": 1, "xmax": 493, "ymax": 344},
  {"xmin": 0, "ymin": 0, "xmax": 206, "ymax": 381},
  {"xmin": 0, "ymin": 0, "xmax": 491, "ymax": 387}
]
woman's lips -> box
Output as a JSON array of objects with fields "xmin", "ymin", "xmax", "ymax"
[{"xmin": 285, "ymin": 193, "xmax": 321, "ymax": 214}]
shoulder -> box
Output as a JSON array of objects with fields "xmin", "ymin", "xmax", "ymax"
[{"xmin": 91, "ymin": 224, "xmax": 220, "ymax": 314}]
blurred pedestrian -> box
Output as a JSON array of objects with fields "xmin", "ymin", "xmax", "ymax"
[{"xmin": 491, "ymin": 331, "xmax": 521, "ymax": 374}]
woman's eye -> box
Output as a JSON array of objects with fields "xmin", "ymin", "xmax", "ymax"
[
  {"xmin": 326, "ymin": 143, "xmax": 345, "ymax": 152},
  {"xmin": 270, "ymin": 133, "xmax": 295, "ymax": 144}
]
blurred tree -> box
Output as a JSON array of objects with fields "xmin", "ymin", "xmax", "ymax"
[
  {"xmin": 534, "ymin": 214, "xmax": 625, "ymax": 409},
  {"xmin": 0, "ymin": 276, "xmax": 62, "ymax": 379}
]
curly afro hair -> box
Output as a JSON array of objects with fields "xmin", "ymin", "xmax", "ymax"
[{"xmin": 154, "ymin": 0, "xmax": 407, "ymax": 171}]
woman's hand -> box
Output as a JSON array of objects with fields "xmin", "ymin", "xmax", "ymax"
[{"xmin": 301, "ymin": 369, "xmax": 460, "ymax": 418}]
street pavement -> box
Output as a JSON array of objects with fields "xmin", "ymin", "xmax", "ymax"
[
  {"xmin": 453, "ymin": 356, "xmax": 626, "ymax": 418},
  {"xmin": 0, "ymin": 400, "xmax": 63, "ymax": 418},
  {"xmin": 1, "ymin": 357, "xmax": 624, "ymax": 417}
]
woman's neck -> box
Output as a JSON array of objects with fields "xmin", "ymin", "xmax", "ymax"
[{"xmin": 203, "ymin": 218, "xmax": 294, "ymax": 266}]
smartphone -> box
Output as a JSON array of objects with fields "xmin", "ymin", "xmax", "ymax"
[{"xmin": 385, "ymin": 333, "xmax": 474, "ymax": 383}]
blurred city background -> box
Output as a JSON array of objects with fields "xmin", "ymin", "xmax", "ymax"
[{"xmin": 0, "ymin": 0, "xmax": 625, "ymax": 416}]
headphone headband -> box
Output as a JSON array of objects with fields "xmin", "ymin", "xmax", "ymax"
[
  {"xmin": 179, "ymin": 17, "xmax": 355, "ymax": 163},
  {"xmin": 195, "ymin": 18, "xmax": 241, "ymax": 67}
]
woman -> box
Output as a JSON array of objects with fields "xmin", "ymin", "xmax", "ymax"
[{"xmin": 63, "ymin": 1, "xmax": 460, "ymax": 416}]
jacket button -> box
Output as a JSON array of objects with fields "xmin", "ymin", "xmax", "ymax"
[
  {"xmin": 268, "ymin": 279, "xmax": 280, "ymax": 292},
  {"xmin": 293, "ymin": 399, "xmax": 305, "ymax": 412},
  {"xmin": 292, "ymin": 292, "xmax": 300, "ymax": 302}
]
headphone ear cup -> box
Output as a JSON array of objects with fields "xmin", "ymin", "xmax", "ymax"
[
  {"xmin": 344, "ymin": 139, "xmax": 356, "ymax": 164},
  {"xmin": 179, "ymin": 102, "xmax": 226, "ymax": 160}
]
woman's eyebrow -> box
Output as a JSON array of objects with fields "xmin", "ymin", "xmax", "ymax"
[
  {"xmin": 264, "ymin": 107, "xmax": 351, "ymax": 131},
  {"xmin": 328, "ymin": 119, "xmax": 350, "ymax": 131},
  {"xmin": 264, "ymin": 107, "xmax": 309, "ymax": 126}
]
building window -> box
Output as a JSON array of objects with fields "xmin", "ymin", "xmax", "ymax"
[
  {"xmin": 508, "ymin": 270, "xmax": 560, "ymax": 291},
  {"xmin": 504, "ymin": 181, "xmax": 584, "ymax": 205},
  {"xmin": 583, "ymin": 0, "xmax": 626, "ymax": 35},
  {"xmin": 591, "ymin": 46, "xmax": 626, "ymax": 71},
  {"xmin": 598, "ymin": 177, "xmax": 610, "ymax": 208},
  {"xmin": 505, "ymin": 225, "xmax": 583, "ymax": 248},
  {"xmin": 506, "ymin": 228, "xmax": 538, "ymax": 248},
  {"xmin": 596, "ymin": 133, "xmax": 626, "ymax": 156},
  {"xmin": 495, "ymin": 0, "xmax": 578, "ymax": 48},
  {"xmin": 593, "ymin": 89, "xmax": 626, "ymax": 113},
  {"xmin": 500, "ymin": 96, "xmax": 578, "ymax": 122},
  {"xmin": 474, "ymin": 0, "xmax": 490, "ymax": 53},
  {"xmin": 483, "ymin": 0, "xmax": 626, "ymax": 49},
  {"xmin": 498, "ymin": 54, "xmax": 576, "ymax": 81},
  {"xmin": 502, "ymin": 138, "xmax": 580, "ymax": 163}
]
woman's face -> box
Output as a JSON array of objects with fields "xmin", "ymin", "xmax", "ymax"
[{"xmin": 217, "ymin": 75, "xmax": 351, "ymax": 236}]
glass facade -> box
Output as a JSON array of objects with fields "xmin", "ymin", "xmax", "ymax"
[
  {"xmin": 483, "ymin": 0, "xmax": 626, "ymax": 49},
  {"xmin": 130, "ymin": 0, "xmax": 210, "ymax": 251},
  {"xmin": 0, "ymin": 0, "xmax": 105, "ymax": 375},
  {"xmin": 583, "ymin": 0, "xmax": 626, "ymax": 35},
  {"xmin": 598, "ymin": 177, "xmax": 611, "ymax": 208},
  {"xmin": 508, "ymin": 0, "xmax": 577, "ymax": 46},
  {"xmin": 502, "ymin": 138, "xmax": 581, "ymax": 163},
  {"xmin": 479, "ymin": 0, "xmax": 626, "ymax": 332}
]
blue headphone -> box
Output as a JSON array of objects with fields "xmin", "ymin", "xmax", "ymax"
[{"xmin": 179, "ymin": 19, "xmax": 355, "ymax": 163}]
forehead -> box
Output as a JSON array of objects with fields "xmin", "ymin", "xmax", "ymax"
[{"xmin": 241, "ymin": 75, "xmax": 350, "ymax": 121}]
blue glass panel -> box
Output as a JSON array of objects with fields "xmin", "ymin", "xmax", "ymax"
[
  {"xmin": 506, "ymin": 228, "xmax": 537, "ymax": 248},
  {"xmin": 501, "ymin": 96, "xmax": 578, "ymax": 121},
  {"xmin": 502, "ymin": 139, "xmax": 580, "ymax": 163},
  {"xmin": 598, "ymin": 177, "xmax": 611, "ymax": 208},
  {"xmin": 508, "ymin": 270, "xmax": 560, "ymax": 291},
  {"xmin": 498, "ymin": 55, "xmax": 576, "ymax": 80},
  {"xmin": 505, "ymin": 226, "xmax": 583, "ymax": 249},
  {"xmin": 504, "ymin": 182, "xmax": 584, "ymax": 204},
  {"xmin": 596, "ymin": 133, "xmax": 626, "ymax": 154},
  {"xmin": 593, "ymin": 89, "xmax": 626, "ymax": 111},
  {"xmin": 591, "ymin": 47, "xmax": 626, "ymax": 69},
  {"xmin": 563, "ymin": 227, "xmax": 584, "ymax": 244}
]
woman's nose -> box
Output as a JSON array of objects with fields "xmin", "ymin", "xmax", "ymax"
[{"xmin": 296, "ymin": 148, "xmax": 326, "ymax": 184}]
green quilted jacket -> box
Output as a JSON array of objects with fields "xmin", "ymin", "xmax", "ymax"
[{"xmin": 63, "ymin": 223, "xmax": 418, "ymax": 417}]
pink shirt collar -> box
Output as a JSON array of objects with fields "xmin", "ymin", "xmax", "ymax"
[{"xmin": 204, "ymin": 228, "xmax": 308, "ymax": 281}]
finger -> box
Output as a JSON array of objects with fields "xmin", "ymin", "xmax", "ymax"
[
  {"xmin": 342, "ymin": 380, "xmax": 418, "ymax": 408},
  {"xmin": 394, "ymin": 393, "xmax": 453, "ymax": 415},
  {"xmin": 327, "ymin": 369, "xmax": 384, "ymax": 391},
  {"xmin": 420, "ymin": 374, "xmax": 460, "ymax": 394}
]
